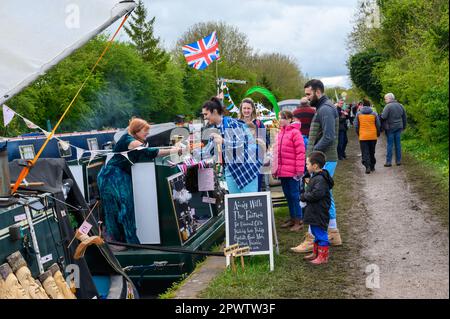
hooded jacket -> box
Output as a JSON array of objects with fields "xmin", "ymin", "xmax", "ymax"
[
  {"xmin": 272, "ymin": 122, "xmax": 305, "ymax": 178},
  {"xmin": 301, "ymin": 169, "xmax": 334, "ymax": 230},
  {"xmin": 355, "ymin": 106, "xmax": 381, "ymax": 141}
]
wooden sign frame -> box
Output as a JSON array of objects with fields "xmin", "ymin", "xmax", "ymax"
[{"xmin": 225, "ymin": 191, "xmax": 274, "ymax": 271}]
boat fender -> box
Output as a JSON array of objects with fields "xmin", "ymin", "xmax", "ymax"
[{"xmin": 74, "ymin": 230, "xmax": 104, "ymax": 260}]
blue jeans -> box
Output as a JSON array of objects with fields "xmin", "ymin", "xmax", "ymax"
[
  {"xmin": 280, "ymin": 177, "xmax": 302, "ymax": 220},
  {"xmin": 386, "ymin": 128, "xmax": 402, "ymax": 164},
  {"xmin": 323, "ymin": 161, "xmax": 337, "ymax": 220},
  {"xmin": 303, "ymin": 135, "xmax": 309, "ymax": 151},
  {"xmin": 311, "ymin": 225, "xmax": 329, "ymax": 246},
  {"xmin": 225, "ymin": 169, "xmax": 258, "ymax": 194},
  {"xmin": 302, "ymin": 135, "xmax": 309, "ymax": 173},
  {"xmin": 337, "ymin": 130, "xmax": 348, "ymax": 159}
]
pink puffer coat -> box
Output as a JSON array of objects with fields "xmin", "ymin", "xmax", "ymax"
[{"xmin": 272, "ymin": 122, "xmax": 305, "ymax": 177}]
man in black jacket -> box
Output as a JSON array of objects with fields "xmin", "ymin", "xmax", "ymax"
[
  {"xmin": 336, "ymin": 99, "xmax": 349, "ymax": 160},
  {"xmin": 301, "ymin": 151, "xmax": 334, "ymax": 265},
  {"xmin": 291, "ymin": 79, "xmax": 342, "ymax": 254}
]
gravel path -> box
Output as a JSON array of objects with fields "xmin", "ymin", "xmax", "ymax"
[{"xmin": 356, "ymin": 136, "xmax": 449, "ymax": 298}]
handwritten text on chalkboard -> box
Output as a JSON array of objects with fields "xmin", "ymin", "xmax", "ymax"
[{"xmin": 227, "ymin": 195, "xmax": 269, "ymax": 252}]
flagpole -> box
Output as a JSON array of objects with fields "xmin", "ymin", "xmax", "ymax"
[{"xmin": 216, "ymin": 60, "xmax": 219, "ymax": 96}]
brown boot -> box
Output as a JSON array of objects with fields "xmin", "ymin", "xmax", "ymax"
[
  {"xmin": 280, "ymin": 219, "xmax": 294, "ymax": 228},
  {"xmin": 7, "ymin": 251, "xmax": 48, "ymax": 299},
  {"xmin": 328, "ymin": 228, "xmax": 343, "ymax": 246},
  {"xmin": 289, "ymin": 219, "xmax": 304, "ymax": 232},
  {"xmin": 290, "ymin": 232, "xmax": 315, "ymax": 253}
]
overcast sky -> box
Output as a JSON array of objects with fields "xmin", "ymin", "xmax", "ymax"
[{"xmin": 115, "ymin": 0, "xmax": 359, "ymax": 88}]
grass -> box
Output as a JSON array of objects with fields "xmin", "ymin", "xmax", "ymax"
[
  {"xmin": 158, "ymin": 259, "xmax": 208, "ymax": 299},
  {"xmin": 159, "ymin": 130, "xmax": 447, "ymax": 299},
  {"xmin": 198, "ymin": 143, "xmax": 369, "ymax": 298},
  {"xmin": 402, "ymin": 130, "xmax": 449, "ymax": 178},
  {"xmin": 401, "ymin": 151, "xmax": 449, "ymax": 228},
  {"xmin": 392, "ymin": 129, "xmax": 449, "ymax": 227}
]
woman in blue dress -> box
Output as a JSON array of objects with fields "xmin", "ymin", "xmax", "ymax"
[{"xmin": 97, "ymin": 117, "xmax": 181, "ymax": 244}]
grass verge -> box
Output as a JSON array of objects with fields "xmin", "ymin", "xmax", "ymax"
[
  {"xmin": 199, "ymin": 135, "xmax": 369, "ymax": 298},
  {"xmin": 158, "ymin": 259, "xmax": 208, "ymax": 299},
  {"xmin": 401, "ymin": 151, "xmax": 449, "ymax": 228}
]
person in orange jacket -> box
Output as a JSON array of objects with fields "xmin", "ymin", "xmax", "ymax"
[{"xmin": 354, "ymin": 99, "xmax": 381, "ymax": 174}]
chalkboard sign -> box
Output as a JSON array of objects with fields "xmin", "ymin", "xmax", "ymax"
[{"xmin": 225, "ymin": 191, "xmax": 274, "ymax": 270}]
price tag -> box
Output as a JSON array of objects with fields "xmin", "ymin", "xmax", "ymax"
[
  {"xmin": 79, "ymin": 220, "xmax": 93, "ymax": 235},
  {"xmin": 40, "ymin": 254, "xmax": 53, "ymax": 264},
  {"xmin": 202, "ymin": 197, "xmax": 216, "ymax": 204},
  {"xmin": 14, "ymin": 214, "xmax": 27, "ymax": 222}
]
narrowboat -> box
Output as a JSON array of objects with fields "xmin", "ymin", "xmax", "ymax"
[{"xmin": 0, "ymin": 0, "xmax": 227, "ymax": 297}]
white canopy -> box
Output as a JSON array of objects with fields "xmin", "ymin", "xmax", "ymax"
[{"xmin": 0, "ymin": 0, "xmax": 136, "ymax": 105}]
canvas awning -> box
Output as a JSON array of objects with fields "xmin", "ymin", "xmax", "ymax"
[{"xmin": 0, "ymin": 0, "xmax": 136, "ymax": 105}]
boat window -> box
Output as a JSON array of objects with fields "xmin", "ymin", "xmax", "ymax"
[
  {"xmin": 19, "ymin": 145, "xmax": 35, "ymax": 160},
  {"xmin": 57, "ymin": 140, "xmax": 72, "ymax": 158},
  {"xmin": 167, "ymin": 172, "xmax": 215, "ymax": 245},
  {"xmin": 87, "ymin": 138, "xmax": 99, "ymax": 151}
]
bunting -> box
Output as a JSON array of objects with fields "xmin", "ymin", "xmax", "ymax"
[{"xmin": 2, "ymin": 104, "xmax": 15, "ymax": 126}]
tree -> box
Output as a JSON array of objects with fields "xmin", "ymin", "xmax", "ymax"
[
  {"xmin": 348, "ymin": 49, "xmax": 384, "ymax": 104},
  {"xmin": 347, "ymin": 0, "xmax": 449, "ymax": 167},
  {"xmin": 176, "ymin": 21, "xmax": 252, "ymax": 67},
  {"xmin": 249, "ymin": 53, "xmax": 306, "ymax": 100},
  {"xmin": 175, "ymin": 22, "xmax": 256, "ymax": 115},
  {"xmin": 124, "ymin": 0, "xmax": 169, "ymax": 72}
]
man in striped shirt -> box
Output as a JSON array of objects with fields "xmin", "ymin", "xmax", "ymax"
[{"xmin": 293, "ymin": 97, "xmax": 316, "ymax": 149}]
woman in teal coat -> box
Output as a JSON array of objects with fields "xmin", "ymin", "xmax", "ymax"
[{"xmin": 98, "ymin": 117, "xmax": 181, "ymax": 244}]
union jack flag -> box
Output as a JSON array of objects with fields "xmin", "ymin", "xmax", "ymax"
[{"xmin": 182, "ymin": 31, "xmax": 220, "ymax": 70}]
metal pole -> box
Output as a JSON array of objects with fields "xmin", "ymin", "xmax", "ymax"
[
  {"xmin": 216, "ymin": 60, "xmax": 220, "ymax": 96},
  {"xmin": 24, "ymin": 204, "xmax": 44, "ymax": 274}
]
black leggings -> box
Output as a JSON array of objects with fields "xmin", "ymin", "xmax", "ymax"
[{"xmin": 360, "ymin": 140, "xmax": 377, "ymax": 169}]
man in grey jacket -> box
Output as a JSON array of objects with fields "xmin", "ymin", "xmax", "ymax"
[
  {"xmin": 291, "ymin": 79, "xmax": 342, "ymax": 254},
  {"xmin": 381, "ymin": 93, "xmax": 407, "ymax": 166}
]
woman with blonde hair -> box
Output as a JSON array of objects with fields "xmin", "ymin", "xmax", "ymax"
[
  {"xmin": 97, "ymin": 117, "xmax": 181, "ymax": 244},
  {"xmin": 238, "ymin": 98, "xmax": 270, "ymax": 191}
]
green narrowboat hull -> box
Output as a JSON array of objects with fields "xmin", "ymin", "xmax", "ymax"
[
  {"xmin": 114, "ymin": 214, "xmax": 225, "ymax": 282},
  {"xmin": 74, "ymin": 156, "xmax": 227, "ymax": 283}
]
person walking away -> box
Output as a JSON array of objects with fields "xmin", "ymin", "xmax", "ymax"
[
  {"xmin": 291, "ymin": 79, "xmax": 342, "ymax": 253},
  {"xmin": 293, "ymin": 97, "xmax": 316, "ymax": 152},
  {"xmin": 272, "ymin": 110, "xmax": 305, "ymax": 232},
  {"xmin": 348, "ymin": 103, "xmax": 355, "ymax": 127},
  {"xmin": 336, "ymin": 99, "xmax": 349, "ymax": 160},
  {"xmin": 354, "ymin": 99, "xmax": 381, "ymax": 174},
  {"xmin": 301, "ymin": 151, "xmax": 334, "ymax": 265},
  {"xmin": 381, "ymin": 93, "xmax": 407, "ymax": 166},
  {"xmin": 238, "ymin": 98, "xmax": 270, "ymax": 191}
]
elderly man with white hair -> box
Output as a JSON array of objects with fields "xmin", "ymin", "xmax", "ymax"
[{"xmin": 381, "ymin": 93, "xmax": 407, "ymax": 166}]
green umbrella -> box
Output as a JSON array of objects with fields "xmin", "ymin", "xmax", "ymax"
[{"xmin": 244, "ymin": 86, "xmax": 280, "ymax": 119}]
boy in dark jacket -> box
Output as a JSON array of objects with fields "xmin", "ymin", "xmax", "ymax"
[{"xmin": 300, "ymin": 151, "xmax": 334, "ymax": 265}]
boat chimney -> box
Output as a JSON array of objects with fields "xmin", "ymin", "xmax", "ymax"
[{"xmin": 0, "ymin": 139, "xmax": 11, "ymax": 197}]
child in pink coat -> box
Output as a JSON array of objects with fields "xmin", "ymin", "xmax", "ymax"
[{"xmin": 272, "ymin": 110, "xmax": 306, "ymax": 231}]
